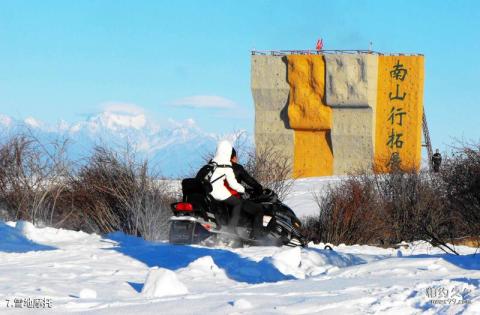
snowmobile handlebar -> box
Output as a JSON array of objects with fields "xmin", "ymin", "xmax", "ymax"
[{"xmin": 244, "ymin": 188, "xmax": 277, "ymax": 203}]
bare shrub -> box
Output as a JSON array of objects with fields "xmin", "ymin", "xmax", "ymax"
[
  {"xmin": 303, "ymin": 169, "xmax": 460, "ymax": 254},
  {"xmin": 303, "ymin": 175, "xmax": 385, "ymax": 245},
  {"xmin": 441, "ymin": 141, "xmax": 480, "ymax": 239},
  {"xmin": 0, "ymin": 134, "xmax": 178, "ymax": 239},
  {"xmin": 71, "ymin": 146, "xmax": 175, "ymax": 240},
  {"xmin": 243, "ymin": 142, "xmax": 294, "ymax": 201},
  {"xmin": 377, "ymin": 170, "xmax": 458, "ymax": 254},
  {"xmin": 0, "ymin": 134, "xmax": 70, "ymax": 226},
  {"xmin": 130, "ymin": 180, "xmax": 175, "ymax": 240}
]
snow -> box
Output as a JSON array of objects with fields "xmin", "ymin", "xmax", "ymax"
[
  {"xmin": 0, "ymin": 114, "xmax": 12, "ymax": 127},
  {"xmin": 24, "ymin": 117, "xmax": 41, "ymax": 128},
  {"xmin": 79, "ymin": 289, "xmax": 98, "ymax": 299},
  {"xmin": 271, "ymin": 247, "xmax": 303, "ymax": 278},
  {"xmin": 1, "ymin": 216, "xmax": 479, "ymax": 314},
  {"xmin": 141, "ymin": 268, "xmax": 188, "ymax": 298},
  {"xmin": 0, "ymin": 221, "xmax": 55, "ymax": 253},
  {"xmin": 178, "ymin": 256, "xmax": 228, "ymax": 280},
  {"xmin": 230, "ymin": 298, "xmax": 253, "ymax": 309},
  {"xmin": 284, "ymin": 176, "xmax": 346, "ymax": 218},
  {"xmin": 15, "ymin": 220, "xmax": 36, "ymax": 238}
]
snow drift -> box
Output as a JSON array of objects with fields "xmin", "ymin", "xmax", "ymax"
[
  {"xmin": 141, "ymin": 268, "xmax": 188, "ymax": 297},
  {"xmin": 0, "ymin": 221, "xmax": 479, "ymax": 314}
]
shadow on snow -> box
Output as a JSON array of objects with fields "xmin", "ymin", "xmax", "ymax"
[
  {"xmin": 404, "ymin": 253, "xmax": 480, "ymax": 271},
  {"xmin": 105, "ymin": 232, "xmax": 295, "ymax": 285},
  {"xmin": 0, "ymin": 221, "xmax": 56, "ymax": 253}
]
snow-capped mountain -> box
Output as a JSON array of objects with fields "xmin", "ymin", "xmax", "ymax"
[{"xmin": 0, "ymin": 110, "xmax": 251, "ymax": 178}]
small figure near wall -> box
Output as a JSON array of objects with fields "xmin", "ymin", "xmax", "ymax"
[{"xmin": 432, "ymin": 149, "xmax": 442, "ymax": 173}]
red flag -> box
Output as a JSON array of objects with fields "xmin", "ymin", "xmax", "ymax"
[{"xmin": 316, "ymin": 39, "xmax": 323, "ymax": 51}]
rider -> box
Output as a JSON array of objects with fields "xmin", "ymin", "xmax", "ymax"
[
  {"xmin": 432, "ymin": 149, "xmax": 442, "ymax": 173},
  {"xmin": 230, "ymin": 148, "xmax": 263, "ymax": 195},
  {"xmin": 230, "ymin": 148, "xmax": 266, "ymax": 239},
  {"xmin": 206, "ymin": 140, "xmax": 245, "ymax": 232}
]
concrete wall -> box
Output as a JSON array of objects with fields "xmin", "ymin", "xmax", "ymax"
[
  {"xmin": 251, "ymin": 55, "xmax": 294, "ymax": 167},
  {"xmin": 331, "ymin": 108, "xmax": 373, "ymax": 174},
  {"xmin": 324, "ymin": 54, "xmax": 378, "ymax": 174},
  {"xmin": 325, "ymin": 54, "xmax": 370, "ymax": 107},
  {"xmin": 251, "ymin": 53, "xmax": 424, "ymax": 178}
]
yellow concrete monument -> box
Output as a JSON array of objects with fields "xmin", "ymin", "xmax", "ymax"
[{"xmin": 251, "ymin": 51, "xmax": 424, "ymax": 178}]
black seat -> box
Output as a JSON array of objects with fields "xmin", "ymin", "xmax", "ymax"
[
  {"xmin": 181, "ymin": 178, "xmax": 206, "ymax": 197},
  {"xmin": 180, "ymin": 178, "xmax": 211, "ymax": 219},
  {"xmin": 181, "ymin": 178, "xmax": 231, "ymax": 226}
]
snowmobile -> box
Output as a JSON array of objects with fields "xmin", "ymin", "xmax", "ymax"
[{"xmin": 168, "ymin": 178, "xmax": 308, "ymax": 247}]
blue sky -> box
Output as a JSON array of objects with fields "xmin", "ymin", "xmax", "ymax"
[{"xmin": 0, "ymin": 0, "xmax": 479, "ymax": 150}]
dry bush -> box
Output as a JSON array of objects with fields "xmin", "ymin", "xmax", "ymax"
[
  {"xmin": 71, "ymin": 146, "xmax": 175, "ymax": 240},
  {"xmin": 243, "ymin": 142, "xmax": 294, "ymax": 201},
  {"xmin": 302, "ymin": 175, "xmax": 385, "ymax": 245},
  {"xmin": 303, "ymin": 168, "xmax": 460, "ymax": 254},
  {"xmin": 0, "ymin": 134, "xmax": 70, "ymax": 226},
  {"xmin": 440, "ymin": 141, "xmax": 480, "ymax": 238},
  {"xmin": 0, "ymin": 134, "xmax": 188, "ymax": 240},
  {"xmin": 376, "ymin": 170, "xmax": 458, "ymax": 253}
]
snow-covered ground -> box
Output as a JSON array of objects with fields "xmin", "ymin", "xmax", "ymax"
[
  {"xmin": 284, "ymin": 176, "xmax": 347, "ymax": 218},
  {"xmin": 0, "ymin": 220, "xmax": 479, "ymax": 314}
]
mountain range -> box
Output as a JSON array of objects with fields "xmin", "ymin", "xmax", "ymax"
[{"xmin": 0, "ymin": 110, "xmax": 251, "ymax": 178}]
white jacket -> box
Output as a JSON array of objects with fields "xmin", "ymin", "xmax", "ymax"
[{"xmin": 209, "ymin": 140, "xmax": 245, "ymax": 201}]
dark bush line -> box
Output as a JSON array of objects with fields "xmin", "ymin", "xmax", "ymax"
[
  {"xmin": 0, "ymin": 134, "xmax": 175, "ymax": 240},
  {"xmin": 0, "ymin": 133, "xmax": 294, "ymax": 241},
  {"xmin": 303, "ymin": 142, "xmax": 480, "ymax": 254},
  {"xmin": 4, "ymin": 131, "xmax": 477, "ymax": 250}
]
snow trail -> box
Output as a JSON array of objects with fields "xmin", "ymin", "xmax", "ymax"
[{"xmin": 0, "ymin": 221, "xmax": 479, "ymax": 314}]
